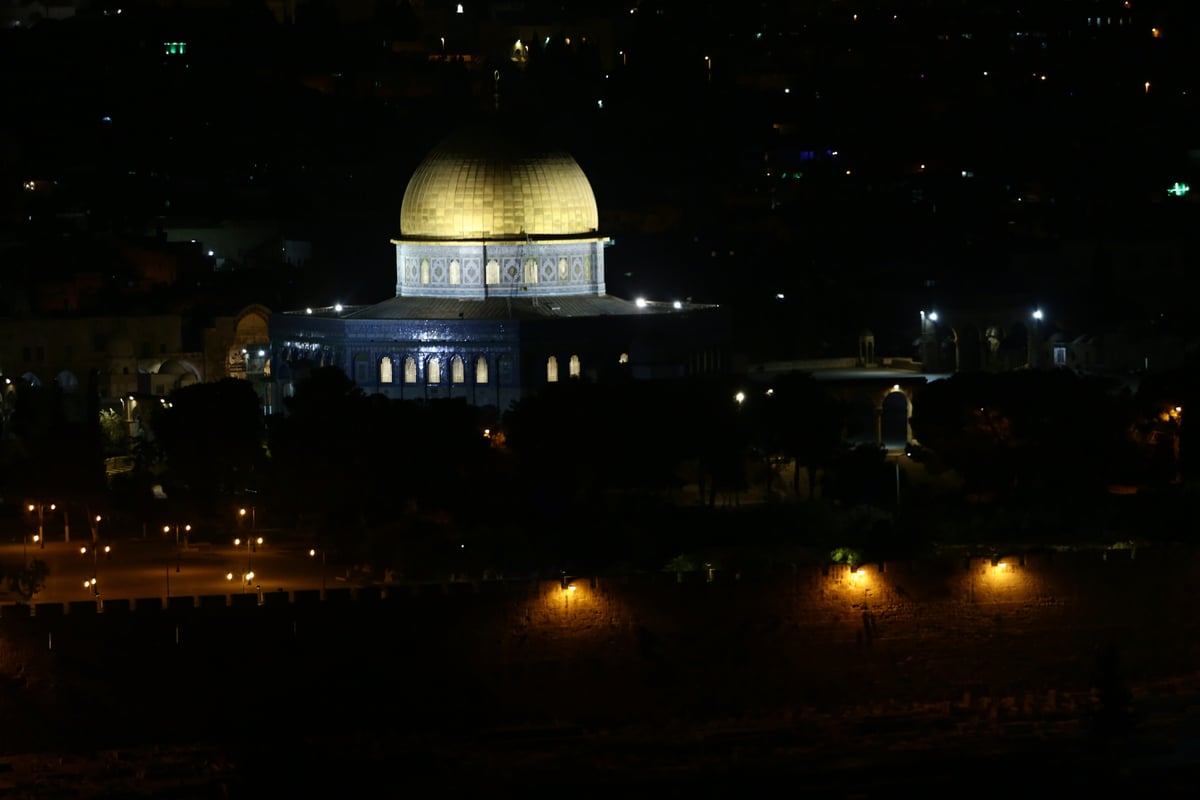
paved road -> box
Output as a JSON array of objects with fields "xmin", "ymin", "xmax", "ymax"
[{"xmin": 0, "ymin": 533, "xmax": 342, "ymax": 604}]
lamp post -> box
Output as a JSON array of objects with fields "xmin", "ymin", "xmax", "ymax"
[
  {"xmin": 227, "ymin": 569, "xmax": 256, "ymax": 594},
  {"xmin": 309, "ymin": 548, "xmax": 327, "ymax": 598},
  {"xmin": 238, "ymin": 506, "xmax": 256, "ymax": 533},
  {"xmin": 1030, "ymin": 308, "xmax": 1044, "ymax": 368},
  {"xmin": 27, "ymin": 502, "xmax": 55, "ymax": 549},
  {"xmin": 164, "ymin": 523, "xmax": 190, "ymax": 572},
  {"xmin": 233, "ymin": 534, "xmax": 263, "ymax": 587}
]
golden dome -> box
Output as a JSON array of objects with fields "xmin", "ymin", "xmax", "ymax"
[{"xmin": 400, "ymin": 131, "xmax": 599, "ymax": 240}]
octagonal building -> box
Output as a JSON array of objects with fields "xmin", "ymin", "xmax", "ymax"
[{"xmin": 270, "ymin": 127, "xmax": 726, "ymax": 411}]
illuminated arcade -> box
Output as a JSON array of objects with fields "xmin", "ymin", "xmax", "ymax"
[{"xmin": 270, "ymin": 125, "xmax": 725, "ymax": 410}]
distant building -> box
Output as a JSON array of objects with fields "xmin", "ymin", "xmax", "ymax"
[{"xmin": 270, "ymin": 124, "xmax": 727, "ymax": 410}]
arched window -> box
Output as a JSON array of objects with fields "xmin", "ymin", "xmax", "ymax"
[
  {"xmin": 451, "ymin": 356, "xmax": 465, "ymax": 384},
  {"xmin": 486, "ymin": 259, "xmax": 500, "ymax": 285},
  {"xmin": 449, "ymin": 260, "xmax": 461, "ymax": 285},
  {"xmin": 547, "ymin": 356, "xmax": 559, "ymax": 383},
  {"xmin": 569, "ymin": 355, "xmax": 581, "ymax": 378},
  {"xmin": 380, "ymin": 356, "xmax": 393, "ymax": 384},
  {"xmin": 420, "ymin": 259, "xmax": 430, "ymax": 284},
  {"xmin": 475, "ymin": 356, "xmax": 489, "ymax": 384},
  {"xmin": 427, "ymin": 357, "xmax": 441, "ymax": 384},
  {"xmin": 404, "ymin": 357, "xmax": 417, "ymax": 383},
  {"xmin": 524, "ymin": 258, "xmax": 538, "ymax": 284}
]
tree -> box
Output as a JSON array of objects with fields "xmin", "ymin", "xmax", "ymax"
[
  {"xmin": 151, "ymin": 379, "xmax": 266, "ymax": 502},
  {"xmin": 7, "ymin": 558, "xmax": 50, "ymax": 602},
  {"xmin": 911, "ymin": 371, "xmax": 1137, "ymax": 498},
  {"xmin": 759, "ymin": 372, "xmax": 846, "ymax": 499}
]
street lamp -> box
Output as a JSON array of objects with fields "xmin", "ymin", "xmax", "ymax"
[
  {"xmin": 27, "ymin": 502, "xmax": 55, "ymax": 548},
  {"xmin": 309, "ymin": 548, "xmax": 327, "ymax": 597},
  {"xmin": 227, "ymin": 570, "xmax": 256, "ymax": 594},
  {"xmin": 164, "ymin": 523, "xmax": 191, "ymax": 573},
  {"xmin": 238, "ymin": 506, "xmax": 257, "ymax": 532},
  {"xmin": 233, "ymin": 534, "xmax": 264, "ymax": 586}
]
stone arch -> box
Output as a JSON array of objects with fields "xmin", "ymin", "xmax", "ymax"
[
  {"xmin": 353, "ymin": 353, "xmax": 369, "ymax": 384},
  {"xmin": 881, "ymin": 389, "xmax": 910, "ymax": 449},
  {"xmin": 858, "ymin": 329, "xmax": 875, "ymax": 366}
]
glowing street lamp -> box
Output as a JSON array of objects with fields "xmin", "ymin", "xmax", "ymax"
[
  {"xmin": 234, "ymin": 533, "xmax": 264, "ymax": 585},
  {"xmin": 165, "ymin": 522, "xmax": 191, "ymax": 573},
  {"xmin": 310, "ymin": 548, "xmax": 328, "ymax": 597},
  {"xmin": 27, "ymin": 502, "xmax": 56, "ymax": 549}
]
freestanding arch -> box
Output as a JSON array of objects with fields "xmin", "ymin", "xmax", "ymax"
[{"xmin": 881, "ymin": 390, "xmax": 910, "ymax": 450}]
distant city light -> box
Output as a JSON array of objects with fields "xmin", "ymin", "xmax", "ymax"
[
  {"xmin": 207, "ymin": 250, "xmax": 214, "ymax": 257},
  {"xmin": 635, "ymin": 297, "xmax": 647, "ymax": 308},
  {"xmin": 305, "ymin": 307, "xmax": 313, "ymax": 315},
  {"xmin": 334, "ymin": 303, "xmax": 344, "ymax": 312},
  {"xmin": 1032, "ymin": 309, "xmax": 1044, "ymax": 320},
  {"xmin": 672, "ymin": 300, "xmax": 682, "ymax": 309},
  {"xmin": 1168, "ymin": 182, "xmax": 1190, "ymax": 197},
  {"xmin": 929, "ymin": 311, "xmax": 939, "ymax": 322},
  {"xmin": 775, "ymin": 293, "xmax": 785, "ymax": 300}
]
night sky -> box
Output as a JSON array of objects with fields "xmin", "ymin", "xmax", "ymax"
[{"xmin": 2, "ymin": 0, "xmax": 1199, "ymax": 355}]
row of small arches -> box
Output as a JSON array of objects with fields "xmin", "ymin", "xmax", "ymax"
[
  {"xmin": 409, "ymin": 257, "xmax": 590, "ymax": 286},
  {"xmin": 372, "ymin": 354, "xmax": 585, "ymax": 385}
]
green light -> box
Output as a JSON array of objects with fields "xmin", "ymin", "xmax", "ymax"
[
  {"xmin": 1169, "ymin": 182, "xmax": 1190, "ymax": 197},
  {"xmin": 163, "ymin": 42, "xmax": 188, "ymax": 55}
]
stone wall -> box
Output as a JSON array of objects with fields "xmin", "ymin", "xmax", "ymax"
[{"xmin": 2, "ymin": 548, "xmax": 1197, "ymax": 748}]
